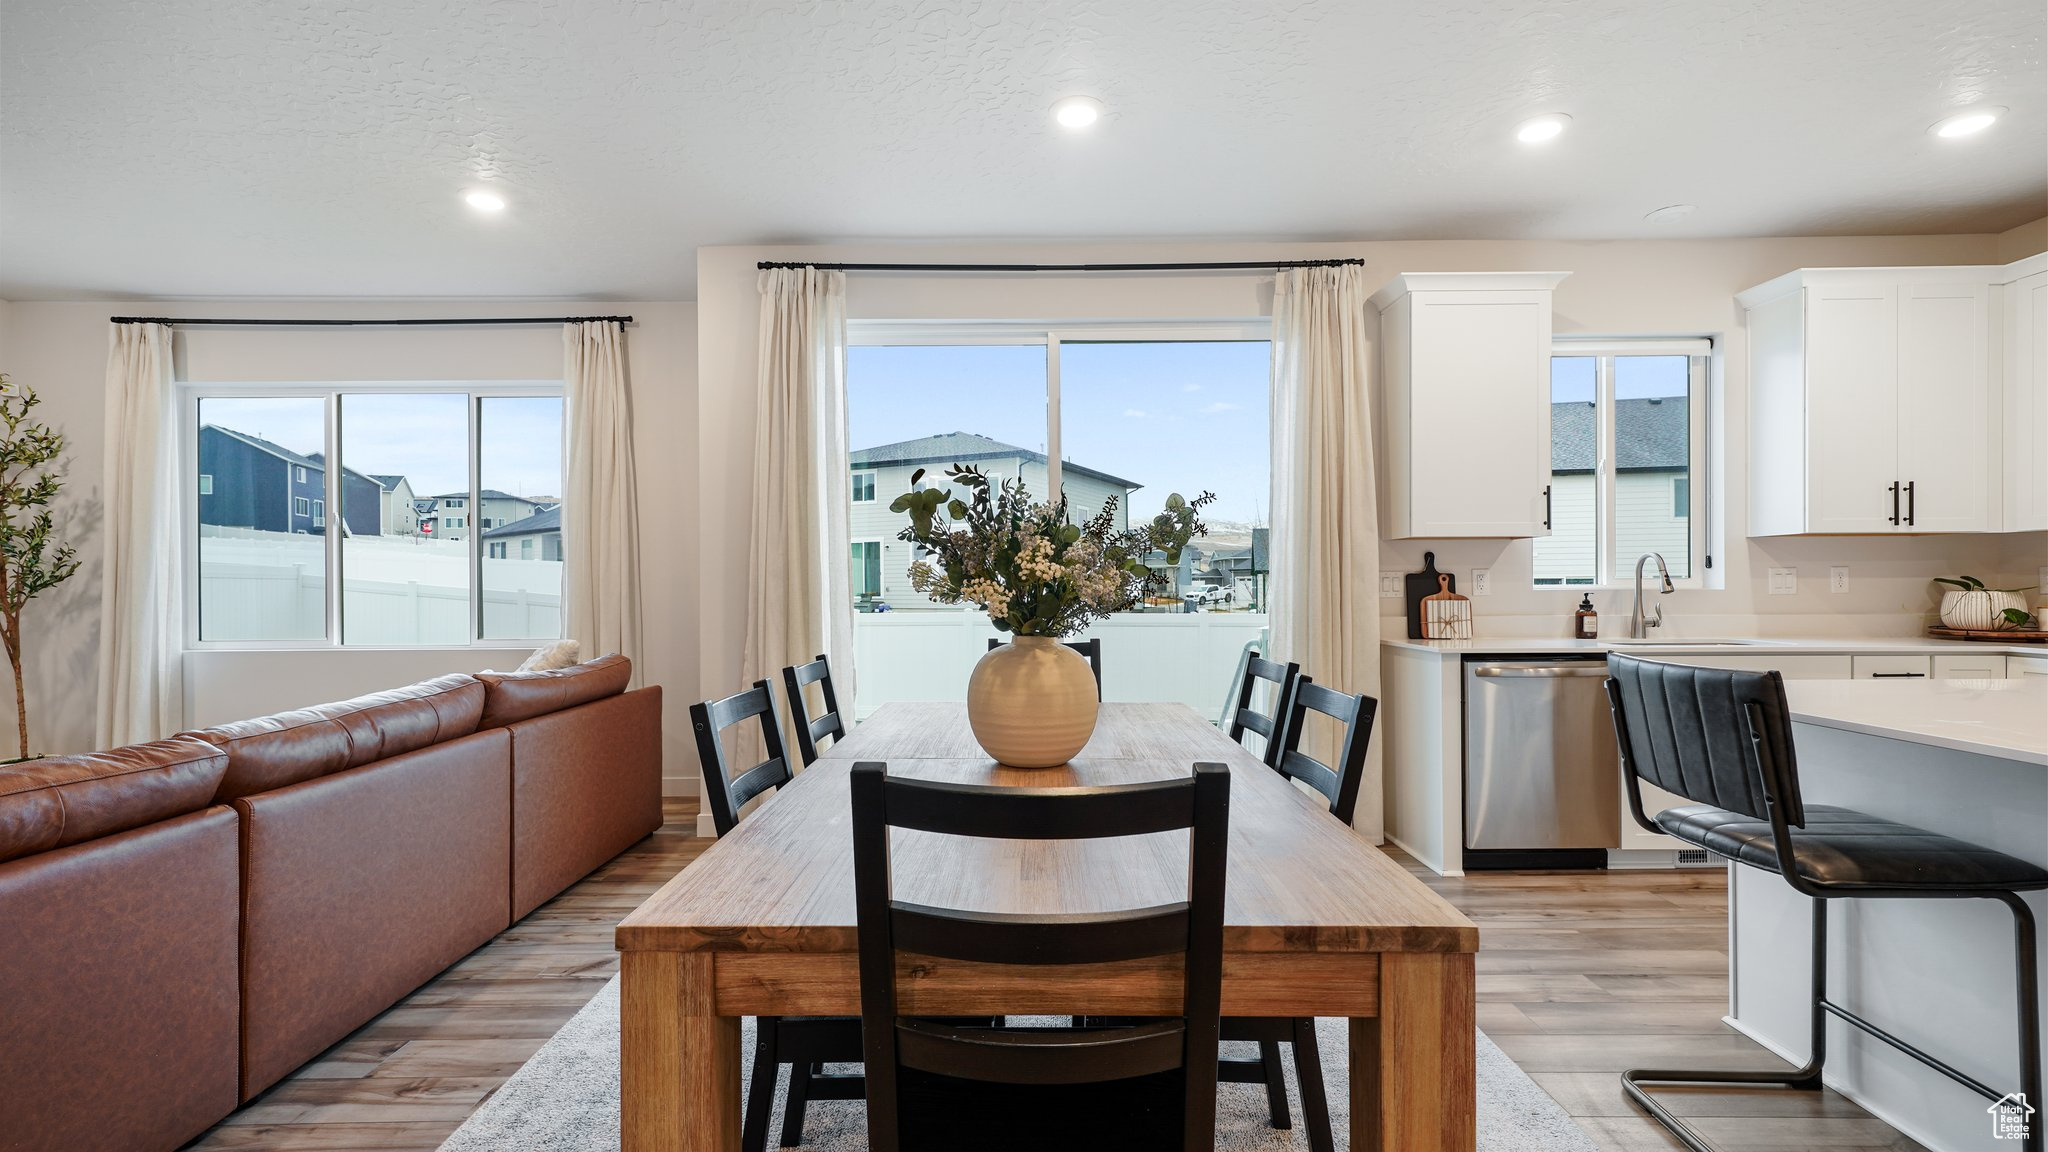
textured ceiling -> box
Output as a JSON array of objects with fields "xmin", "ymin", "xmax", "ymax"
[{"xmin": 2, "ymin": 0, "xmax": 2043, "ymax": 299}]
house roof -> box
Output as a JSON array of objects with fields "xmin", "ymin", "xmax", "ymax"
[
  {"xmin": 429, "ymin": 488, "xmax": 537, "ymax": 503},
  {"xmin": 369, "ymin": 473, "xmax": 409, "ymax": 492},
  {"xmin": 1551, "ymin": 398, "xmax": 1689, "ymax": 472},
  {"xmin": 203, "ymin": 425, "xmax": 379, "ymax": 486},
  {"xmin": 481, "ymin": 505, "xmax": 561, "ymax": 539},
  {"xmin": 849, "ymin": 431, "xmax": 1141, "ymax": 491}
]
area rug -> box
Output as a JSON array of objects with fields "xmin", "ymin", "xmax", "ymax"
[{"xmin": 438, "ymin": 977, "xmax": 1598, "ymax": 1151}]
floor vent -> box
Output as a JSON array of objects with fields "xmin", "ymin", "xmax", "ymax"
[{"xmin": 1676, "ymin": 849, "xmax": 1712, "ymax": 866}]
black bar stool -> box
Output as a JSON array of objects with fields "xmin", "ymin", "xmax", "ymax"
[{"xmin": 1604, "ymin": 653, "xmax": 2045, "ymax": 1152}]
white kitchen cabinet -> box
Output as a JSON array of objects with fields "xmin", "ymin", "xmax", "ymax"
[
  {"xmin": 1931, "ymin": 652, "xmax": 2006, "ymax": 679},
  {"xmin": 1371, "ymin": 272, "xmax": 1569, "ymax": 538},
  {"xmin": 2010, "ymin": 654, "xmax": 2048, "ymax": 679},
  {"xmin": 1999, "ymin": 257, "xmax": 2048, "ymax": 531},
  {"xmin": 1850, "ymin": 653, "xmax": 1931, "ymax": 679},
  {"xmin": 1741, "ymin": 266, "xmax": 1999, "ymax": 535}
]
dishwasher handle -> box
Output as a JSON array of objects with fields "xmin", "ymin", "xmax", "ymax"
[{"xmin": 1471, "ymin": 663, "xmax": 1610, "ymax": 678}]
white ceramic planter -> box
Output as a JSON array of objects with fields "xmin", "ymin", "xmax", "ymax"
[
  {"xmin": 1939, "ymin": 588, "xmax": 2028, "ymax": 631},
  {"xmin": 966, "ymin": 636, "xmax": 1099, "ymax": 768}
]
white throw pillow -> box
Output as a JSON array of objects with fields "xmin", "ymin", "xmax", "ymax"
[{"xmin": 515, "ymin": 639, "xmax": 581, "ymax": 673}]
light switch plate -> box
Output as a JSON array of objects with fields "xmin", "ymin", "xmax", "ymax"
[
  {"xmin": 1471, "ymin": 569, "xmax": 1492, "ymax": 596},
  {"xmin": 1768, "ymin": 567, "xmax": 1797, "ymax": 595},
  {"xmin": 1829, "ymin": 566, "xmax": 1849, "ymax": 594},
  {"xmin": 1380, "ymin": 572, "xmax": 1402, "ymax": 599}
]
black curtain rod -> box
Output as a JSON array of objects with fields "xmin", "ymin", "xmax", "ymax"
[
  {"xmin": 754, "ymin": 259, "xmax": 1365, "ymax": 273},
  {"xmin": 107, "ymin": 315, "xmax": 632, "ymax": 327}
]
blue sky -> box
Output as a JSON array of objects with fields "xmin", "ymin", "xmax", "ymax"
[
  {"xmin": 1550, "ymin": 354, "xmax": 1689, "ymax": 403},
  {"xmin": 848, "ymin": 341, "xmax": 1273, "ymax": 524},
  {"xmin": 199, "ymin": 392, "xmax": 564, "ymax": 501}
]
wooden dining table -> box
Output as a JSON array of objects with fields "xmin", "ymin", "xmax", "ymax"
[{"xmin": 617, "ymin": 701, "xmax": 1479, "ymax": 1151}]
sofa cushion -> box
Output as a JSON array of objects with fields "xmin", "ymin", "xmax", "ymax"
[
  {"xmin": 191, "ymin": 673, "xmax": 486, "ymax": 802},
  {"xmin": 0, "ymin": 806, "xmax": 241, "ymax": 1152},
  {"xmin": 508, "ymin": 685, "xmax": 663, "ymax": 920},
  {"xmin": 477, "ymin": 653, "xmax": 632, "ymax": 728},
  {"xmin": 0, "ymin": 737, "xmax": 229, "ymax": 863}
]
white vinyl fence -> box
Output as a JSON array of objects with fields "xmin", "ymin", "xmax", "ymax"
[
  {"xmin": 198, "ymin": 526, "xmax": 561, "ymax": 643},
  {"xmin": 851, "ymin": 609, "xmax": 1268, "ymax": 722}
]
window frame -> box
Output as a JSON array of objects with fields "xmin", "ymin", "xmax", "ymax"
[
  {"xmin": 1537, "ymin": 338, "xmax": 1713, "ymax": 591},
  {"xmin": 181, "ymin": 379, "xmax": 565, "ymax": 651},
  {"xmin": 850, "ymin": 538, "xmax": 886, "ymax": 599},
  {"xmin": 851, "ymin": 470, "xmax": 878, "ymax": 503},
  {"xmin": 847, "ymin": 319, "xmax": 1271, "ymax": 499}
]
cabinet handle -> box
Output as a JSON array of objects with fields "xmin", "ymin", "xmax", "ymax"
[
  {"xmin": 1904, "ymin": 481, "xmax": 1915, "ymax": 527},
  {"xmin": 1888, "ymin": 481, "xmax": 1901, "ymax": 526},
  {"xmin": 1542, "ymin": 485, "xmax": 1552, "ymax": 530},
  {"xmin": 1870, "ymin": 672, "xmax": 1926, "ymax": 678}
]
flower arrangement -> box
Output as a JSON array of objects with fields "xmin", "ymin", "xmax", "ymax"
[{"xmin": 895, "ymin": 464, "xmax": 1214, "ymax": 638}]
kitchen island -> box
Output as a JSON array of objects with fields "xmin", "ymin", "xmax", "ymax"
[{"xmin": 1729, "ymin": 678, "xmax": 2047, "ymax": 1152}]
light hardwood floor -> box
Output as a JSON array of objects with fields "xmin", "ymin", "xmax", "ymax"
[{"xmin": 185, "ymin": 800, "xmax": 1924, "ymax": 1152}]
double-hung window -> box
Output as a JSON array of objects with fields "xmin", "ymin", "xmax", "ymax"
[
  {"xmin": 843, "ymin": 321, "xmax": 1273, "ymax": 714},
  {"xmin": 1533, "ymin": 340, "xmax": 1711, "ymax": 586},
  {"xmin": 185, "ymin": 383, "xmax": 566, "ymax": 646}
]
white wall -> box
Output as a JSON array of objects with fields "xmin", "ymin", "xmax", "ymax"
[
  {"xmin": 0, "ymin": 300, "xmax": 698, "ymax": 791},
  {"xmin": 697, "ymin": 235, "xmax": 2047, "ymax": 699}
]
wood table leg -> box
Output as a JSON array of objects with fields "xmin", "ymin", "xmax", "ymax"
[
  {"xmin": 1352, "ymin": 952, "xmax": 1475, "ymax": 1152},
  {"xmin": 622, "ymin": 951, "xmax": 740, "ymax": 1152}
]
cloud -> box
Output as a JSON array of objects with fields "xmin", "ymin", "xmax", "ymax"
[
  {"xmin": 1198, "ymin": 401, "xmax": 1241, "ymax": 414},
  {"xmin": 1183, "ymin": 383, "xmax": 1202, "ymax": 393},
  {"xmin": 1123, "ymin": 408, "xmax": 1149, "ymax": 419}
]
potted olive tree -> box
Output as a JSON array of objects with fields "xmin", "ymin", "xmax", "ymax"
[{"xmin": 0, "ymin": 375, "xmax": 81, "ymax": 762}]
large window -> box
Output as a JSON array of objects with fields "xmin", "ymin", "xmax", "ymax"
[
  {"xmin": 188, "ymin": 383, "xmax": 564, "ymax": 646},
  {"xmin": 1532, "ymin": 342, "xmax": 1709, "ymax": 586},
  {"xmin": 845, "ymin": 323, "xmax": 1272, "ymax": 714}
]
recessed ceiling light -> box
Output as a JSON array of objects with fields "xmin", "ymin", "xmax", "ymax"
[
  {"xmin": 1052, "ymin": 95, "xmax": 1104, "ymax": 130},
  {"xmin": 1644, "ymin": 204, "xmax": 1697, "ymax": 224},
  {"xmin": 464, "ymin": 189, "xmax": 507, "ymax": 212},
  {"xmin": 1930, "ymin": 106, "xmax": 2004, "ymax": 137},
  {"xmin": 1515, "ymin": 114, "xmax": 1570, "ymax": 144}
]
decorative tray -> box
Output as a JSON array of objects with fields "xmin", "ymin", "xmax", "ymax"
[{"xmin": 1926, "ymin": 626, "xmax": 2048, "ymax": 644}]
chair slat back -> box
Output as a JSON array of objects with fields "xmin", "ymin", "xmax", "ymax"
[
  {"xmin": 1227, "ymin": 652, "xmax": 1300, "ymax": 766},
  {"xmin": 852, "ymin": 760, "xmax": 1229, "ymax": 1151},
  {"xmin": 987, "ymin": 637, "xmax": 1103, "ymax": 698},
  {"xmin": 782, "ymin": 654, "xmax": 847, "ymax": 766},
  {"xmin": 1273, "ymin": 676, "xmax": 1376, "ymax": 825},
  {"xmin": 689, "ymin": 681, "xmax": 793, "ymax": 836},
  {"xmin": 1603, "ymin": 653, "xmax": 1803, "ymax": 827}
]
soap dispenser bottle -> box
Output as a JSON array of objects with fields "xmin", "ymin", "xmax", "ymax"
[{"xmin": 1574, "ymin": 594, "xmax": 1599, "ymax": 639}]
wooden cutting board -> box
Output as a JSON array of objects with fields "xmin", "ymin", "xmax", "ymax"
[{"xmin": 1405, "ymin": 552, "xmax": 1454, "ymax": 640}]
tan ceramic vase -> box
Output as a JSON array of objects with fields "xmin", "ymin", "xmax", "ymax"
[{"xmin": 966, "ymin": 636, "xmax": 1099, "ymax": 768}]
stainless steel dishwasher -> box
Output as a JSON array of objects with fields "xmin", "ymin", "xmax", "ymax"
[{"xmin": 1463, "ymin": 658, "xmax": 1620, "ymax": 869}]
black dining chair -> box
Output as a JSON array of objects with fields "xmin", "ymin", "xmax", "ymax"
[
  {"xmin": 1226, "ymin": 651, "xmax": 1299, "ymax": 767},
  {"xmin": 691, "ymin": 682, "xmax": 862, "ymax": 1152},
  {"xmin": 1604, "ymin": 653, "xmax": 2046, "ymax": 1152},
  {"xmin": 782, "ymin": 654, "xmax": 847, "ymax": 766},
  {"xmin": 851, "ymin": 760, "xmax": 1230, "ymax": 1152},
  {"xmin": 1215, "ymin": 673, "xmax": 1376, "ymax": 1152},
  {"xmin": 987, "ymin": 636, "xmax": 1103, "ymax": 698}
]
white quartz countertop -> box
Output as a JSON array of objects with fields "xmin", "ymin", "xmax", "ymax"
[
  {"xmin": 1381, "ymin": 635, "xmax": 2048, "ymax": 658},
  {"xmin": 1783, "ymin": 678, "xmax": 2048, "ymax": 766}
]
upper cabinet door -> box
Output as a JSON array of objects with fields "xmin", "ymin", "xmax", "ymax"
[
  {"xmin": 1896, "ymin": 282, "xmax": 1992, "ymax": 532},
  {"xmin": 2003, "ymin": 269, "xmax": 2048, "ymax": 532},
  {"xmin": 1804, "ymin": 284, "xmax": 1900, "ymax": 534}
]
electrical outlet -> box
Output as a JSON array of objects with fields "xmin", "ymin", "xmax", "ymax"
[
  {"xmin": 1380, "ymin": 572, "xmax": 1402, "ymax": 599},
  {"xmin": 1829, "ymin": 566, "xmax": 1849, "ymax": 594},
  {"xmin": 1768, "ymin": 567, "xmax": 1797, "ymax": 595},
  {"xmin": 1471, "ymin": 569, "xmax": 1492, "ymax": 596}
]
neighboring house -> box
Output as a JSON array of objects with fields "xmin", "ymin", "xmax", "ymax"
[
  {"xmin": 481, "ymin": 505, "xmax": 562, "ymax": 561},
  {"xmin": 848, "ymin": 431, "xmax": 1140, "ymax": 609},
  {"xmin": 1201, "ymin": 527, "xmax": 1270, "ymax": 607},
  {"xmin": 1141, "ymin": 546, "xmax": 1202, "ymax": 599},
  {"xmin": 197, "ymin": 425, "xmax": 381, "ymax": 536},
  {"xmin": 1536, "ymin": 398, "xmax": 1691, "ymax": 584},
  {"xmin": 426, "ymin": 489, "xmax": 543, "ymax": 542},
  {"xmin": 370, "ymin": 474, "xmax": 420, "ymax": 535}
]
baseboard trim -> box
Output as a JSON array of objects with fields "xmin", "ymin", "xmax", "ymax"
[
  {"xmin": 695, "ymin": 812, "xmax": 717, "ymax": 839},
  {"xmin": 663, "ymin": 775, "xmax": 699, "ymax": 798}
]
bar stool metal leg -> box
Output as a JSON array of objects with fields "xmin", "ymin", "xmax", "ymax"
[
  {"xmin": 1621, "ymin": 899, "xmax": 1826, "ymax": 1152},
  {"xmin": 1998, "ymin": 892, "xmax": 2042, "ymax": 1152}
]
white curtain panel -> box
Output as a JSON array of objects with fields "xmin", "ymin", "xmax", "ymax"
[
  {"xmin": 95, "ymin": 322, "xmax": 183, "ymax": 748},
  {"xmin": 564, "ymin": 321, "xmax": 644, "ymax": 678},
  {"xmin": 742, "ymin": 267, "xmax": 855, "ymax": 723},
  {"xmin": 1269, "ymin": 265, "xmax": 1385, "ymax": 842}
]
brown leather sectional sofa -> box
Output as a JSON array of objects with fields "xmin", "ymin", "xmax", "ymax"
[{"xmin": 0, "ymin": 655, "xmax": 661, "ymax": 1152}]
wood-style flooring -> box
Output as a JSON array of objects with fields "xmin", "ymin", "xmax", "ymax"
[{"xmin": 184, "ymin": 799, "xmax": 1924, "ymax": 1151}]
